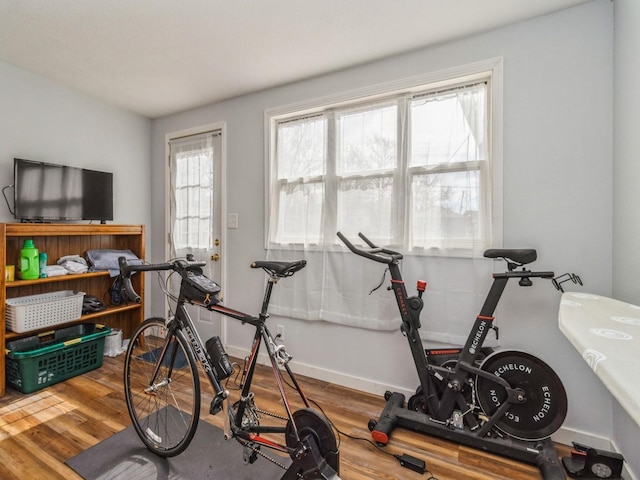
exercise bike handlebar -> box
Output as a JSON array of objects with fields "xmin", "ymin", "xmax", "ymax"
[{"xmin": 337, "ymin": 231, "xmax": 403, "ymax": 264}]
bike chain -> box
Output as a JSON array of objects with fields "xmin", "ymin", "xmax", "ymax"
[
  {"xmin": 237, "ymin": 402, "xmax": 304, "ymax": 477},
  {"xmin": 255, "ymin": 406, "xmax": 288, "ymax": 421},
  {"xmin": 239, "ymin": 439, "xmax": 303, "ymax": 478}
]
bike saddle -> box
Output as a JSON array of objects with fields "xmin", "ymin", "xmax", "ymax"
[
  {"xmin": 483, "ymin": 248, "xmax": 537, "ymax": 266},
  {"xmin": 251, "ymin": 260, "xmax": 306, "ymax": 277}
]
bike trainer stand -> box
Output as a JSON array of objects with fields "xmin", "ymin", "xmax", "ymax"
[
  {"xmin": 281, "ymin": 434, "xmax": 340, "ymax": 480},
  {"xmin": 373, "ymin": 391, "xmax": 566, "ymax": 480}
]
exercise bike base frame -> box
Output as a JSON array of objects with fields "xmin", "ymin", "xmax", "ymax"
[{"xmin": 373, "ymin": 391, "xmax": 566, "ymax": 480}]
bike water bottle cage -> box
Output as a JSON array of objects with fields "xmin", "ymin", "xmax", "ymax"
[
  {"xmin": 484, "ymin": 248, "xmax": 537, "ymax": 269},
  {"xmin": 251, "ymin": 260, "xmax": 306, "ymax": 277}
]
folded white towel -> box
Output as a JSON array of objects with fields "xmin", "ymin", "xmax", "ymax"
[
  {"xmin": 61, "ymin": 261, "xmax": 89, "ymax": 274},
  {"xmin": 45, "ymin": 265, "xmax": 68, "ymax": 277}
]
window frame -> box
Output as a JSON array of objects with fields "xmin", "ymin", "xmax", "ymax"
[{"xmin": 265, "ymin": 58, "xmax": 503, "ymax": 256}]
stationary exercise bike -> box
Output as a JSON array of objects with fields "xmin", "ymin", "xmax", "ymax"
[{"xmin": 338, "ymin": 232, "xmax": 582, "ymax": 480}]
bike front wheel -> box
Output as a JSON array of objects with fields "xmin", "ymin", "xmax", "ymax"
[{"xmin": 124, "ymin": 317, "xmax": 201, "ymax": 457}]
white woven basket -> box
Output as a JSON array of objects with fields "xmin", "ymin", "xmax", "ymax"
[{"xmin": 6, "ymin": 290, "xmax": 85, "ymax": 333}]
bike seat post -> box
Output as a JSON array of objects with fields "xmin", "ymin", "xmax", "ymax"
[{"xmin": 259, "ymin": 275, "xmax": 277, "ymax": 317}]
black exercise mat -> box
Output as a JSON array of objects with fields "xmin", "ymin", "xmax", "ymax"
[
  {"xmin": 66, "ymin": 412, "xmax": 289, "ymax": 480},
  {"xmin": 138, "ymin": 346, "xmax": 188, "ymax": 369}
]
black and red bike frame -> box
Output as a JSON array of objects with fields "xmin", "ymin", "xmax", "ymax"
[
  {"xmin": 207, "ymin": 278, "xmax": 312, "ymax": 451},
  {"xmin": 384, "ymin": 257, "xmax": 554, "ymax": 437},
  {"xmin": 172, "ymin": 276, "xmax": 312, "ymax": 455}
]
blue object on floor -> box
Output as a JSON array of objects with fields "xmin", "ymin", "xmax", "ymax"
[{"xmin": 138, "ymin": 346, "xmax": 188, "ymax": 369}]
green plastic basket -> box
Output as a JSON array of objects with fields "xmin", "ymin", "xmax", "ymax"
[{"xmin": 5, "ymin": 323, "xmax": 111, "ymax": 394}]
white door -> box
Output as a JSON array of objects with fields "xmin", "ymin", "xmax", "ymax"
[{"xmin": 168, "ymin": 127, "xmax": 224, "ymax": 341}]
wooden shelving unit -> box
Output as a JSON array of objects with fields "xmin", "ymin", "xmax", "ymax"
[{"xmin": 0, "ymin": 223, "xmax": 145, "ymax": 397}]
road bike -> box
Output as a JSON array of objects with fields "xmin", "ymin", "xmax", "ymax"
[{"xmin": 118, "ymin": 255, "xmax": 340, "ymax": 480}]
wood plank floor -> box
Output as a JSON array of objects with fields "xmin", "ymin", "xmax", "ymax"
[{"xmin": 0, "ymin": 354, "xmax": 571, "ymax": 479}]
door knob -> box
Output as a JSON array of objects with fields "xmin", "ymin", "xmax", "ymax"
[{"xmin": 211, "ymin": 253, "xmax": 220, "ymax": 262}]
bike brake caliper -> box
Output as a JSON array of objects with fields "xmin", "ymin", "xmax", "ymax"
[{"xmin": 269, "ymin": 337, "xmax": 293, "ymax": 365}]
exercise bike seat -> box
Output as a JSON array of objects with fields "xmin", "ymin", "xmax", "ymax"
[{"xmin": 484, "ymin": 248, "xmax": 537, "ymax": 265}]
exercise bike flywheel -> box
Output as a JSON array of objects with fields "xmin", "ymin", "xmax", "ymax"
[{"xmin": 475, "ymin": 350, "xmax": 567, "ymax": 441}]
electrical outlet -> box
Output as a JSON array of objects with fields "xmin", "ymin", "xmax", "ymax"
[{"xmin": 276, "ymin": 324, "xmax": 284, "ymax": 340}]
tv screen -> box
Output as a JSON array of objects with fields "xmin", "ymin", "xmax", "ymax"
[
  {"xmin": 81, "ymin": 168, "xmax": 114, "ymax": 221},
  {"xmin": 14, "ymin": 158, "xmax": 113, "ymax": 222}
]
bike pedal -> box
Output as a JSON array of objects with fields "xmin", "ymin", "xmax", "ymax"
[
  {"xmin": 243, "ymin": 443, "xmax": 260, "ymax": 464},
  {"xmin": 210, "ymin": 395, "xmax": 224, "ymax": 415}
]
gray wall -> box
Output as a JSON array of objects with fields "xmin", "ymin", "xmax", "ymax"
[
  {"xmin": 0, "ymin": 61, "xmax": 151, "ymax": 227},
  {"xmin": 151, "ymin": 0, "xmax": 616, "ymax": 447},
  {"xmin": 613, "ymin": 0, "xmax": 640, "ymax": 476},
  {"xmin": 2, "ymin": 0, "xmax": 632, "ymax": 471}
]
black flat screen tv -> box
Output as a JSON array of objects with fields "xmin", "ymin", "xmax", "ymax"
[{"xmin": 14, "ymin": 158, "xmax": 113, "ymax": 223}]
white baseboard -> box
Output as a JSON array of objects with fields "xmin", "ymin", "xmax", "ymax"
[
  {"xmin": 226, "ymin": 344, "xmax": 637, "ymax": 480},
  {"xmin": 225, "ymin": 344, "xmax": 415, "ymax": 399}
]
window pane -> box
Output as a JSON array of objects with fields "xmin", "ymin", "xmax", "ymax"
[
  {"xmin": 411, "ymin": 170, "xmax": 480, "ymax": 247},
  {"xmin": 277, "ymin": 117, "xmax": 326, "ymax": 179},
  {"xmin": 337, "ymin": 104, "xmax": 397, "ymax": 175},
  {"xmin": 174, "ymin": 150, "xmax": 213, "ymax": 249},
  {"xmin": 411, "ymin": 85, "xmax": 487, "ymax": 167},
  {"xmin": 277, "ymin": 182, "xmax": 323, "ymax": 244},
  {"xmin": 338, "ymin": 177, "xmax": 393, "ymax": 242},
  {"xmin": 174, "ymin": 218, "xmax": 188, "ymax": 246}
]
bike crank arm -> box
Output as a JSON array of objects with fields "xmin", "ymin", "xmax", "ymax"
[
  {"xmin": 223, "ymin": 397, "xmax": 232, "ymax": 440},
  {"xmin": 475, "ymin": 388, "xmax": 526, "ymax": 437}
]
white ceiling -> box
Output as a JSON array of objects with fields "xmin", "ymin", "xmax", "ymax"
[{"xmin": 0, "ymin": 0, "xmax": 594, "ymax": 119}]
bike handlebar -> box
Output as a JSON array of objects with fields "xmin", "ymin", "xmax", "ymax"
[
  {"xmin": 337, "ymin": 232, "xmax": 576, "ymax": 289},
  {"xmin": 337, "ymin": 231, "xmax": 403, "ymax": 264},
  {"xmin": 118, "ymin": 255, "xmax": 206, "ymax": 303}
]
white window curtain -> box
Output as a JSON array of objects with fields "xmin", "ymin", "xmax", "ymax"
[
  {"xmin": 170, "ymin": 132, "xmax": 218, "ymax": 258},
  {"xmin": 169, "ymin": 131, "xmax": 220, "ymax": 308},
  {"xmin": 267, "ymin": 80, "xmax": 497, "ymax": 346}
]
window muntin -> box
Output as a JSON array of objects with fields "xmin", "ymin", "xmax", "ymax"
[{"xmin": 269, "ymin": 77, "xmax": 492, "ymax": 254}]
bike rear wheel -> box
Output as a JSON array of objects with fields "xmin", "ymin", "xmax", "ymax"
[{"xmin": 124, "ymin": 317, "xmax": 201, "ymax": 457}]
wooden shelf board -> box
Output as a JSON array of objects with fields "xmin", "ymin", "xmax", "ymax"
[
  {"xmin": 6, "ymin": 271, "xmax": 110, "ymax": 288},
  {"xmin": 4, "ymin": 223, "xmax": 143, "ymax": 237}
]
